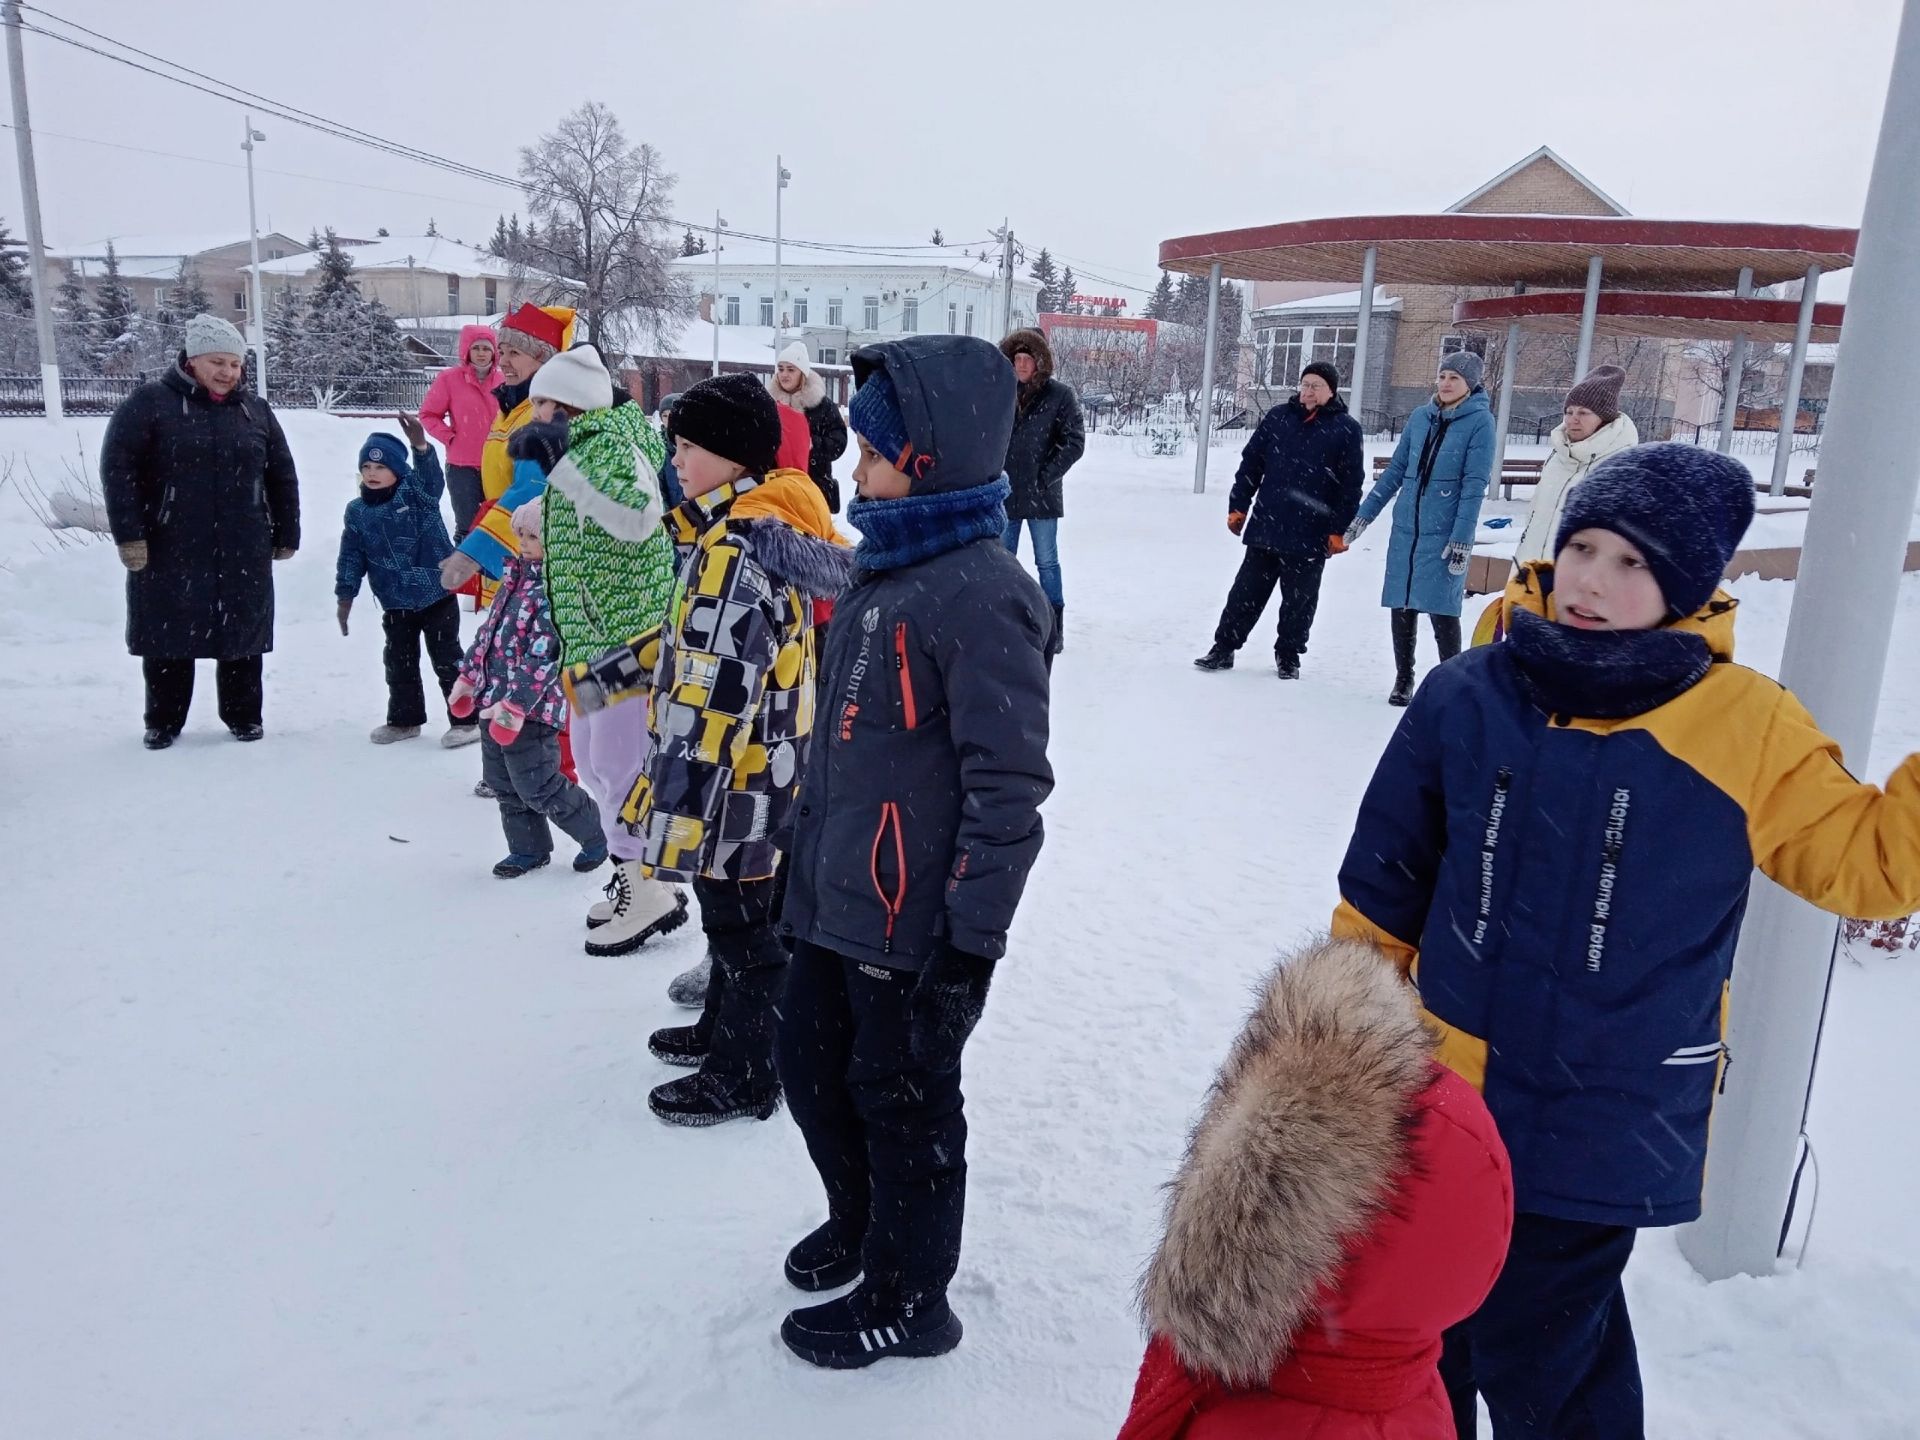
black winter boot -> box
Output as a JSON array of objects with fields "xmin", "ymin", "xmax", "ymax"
[
  {"xmin": 143, "ymin": 727, "xmax": 178, "ymax": 750},
  {"xmin": 650, "ymin": 933, "xmax": 784, "ymax": 1127},
  {"xmin": 650, "ymin": 960, "xmax": 724, "ymax": 1066},
  {"xmin": 1048, "ymin": 603, "xmax": 1065, "ymax": 657},
  {"xmin": 1193, "ymin": 645, "xmax": 1234, "ymax": 671},
  {"xmin": 786, "ymin": 1218, "xmax": 864, "ymax": 1292},
  {"xmin": 1275, "ymin": 651, "xmax": 1300, "ymax": 680},
  {"xmin": 781, "ymin": 1285, "xmax": 963, "ymax": 1369},
  {"xmin": 1389, "ymin": 608, "xmax": 1419, "ymax": 706},
  {"xmin": 648, "ymin": 1069, "xmax": 782, "ymax": 1126}
]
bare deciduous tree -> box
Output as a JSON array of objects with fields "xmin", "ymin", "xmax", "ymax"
[{"xmin": 517, "ymin": 102, "xmax": 689, "ymax": 355}]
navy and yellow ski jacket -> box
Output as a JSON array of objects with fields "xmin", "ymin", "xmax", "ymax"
[{"xmin": 1334, "ymin": 564, "xmax": 1920, "ymax": 1226}]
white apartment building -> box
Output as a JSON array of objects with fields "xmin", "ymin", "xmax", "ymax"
[{"xmin": 675, "ymin": 240, "xmax": 1040, "ymax": 367}]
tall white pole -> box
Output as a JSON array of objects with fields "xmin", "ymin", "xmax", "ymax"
[
  {"xmin": 1573, "ymin": 253, "xmax": 1603, "ymax": 380},
  {"xmin": 242, "ymin": 116, "xmax": 268, "ymax": 398},
  {"xmin": 1350, "ymin": 244, "xmax": 1378, "ymax": 424},
  {"xmin": 773, "ymin": 156, "xmax": 789, "ymax": 353},
  {"xmin": 1192, "ymin": 262, "xmax": 1222, "ymax": 494},
  {"xmin": 1717, "ymin": 266, "xmax": 1755, "ymax": 454},
  {"xmin": 1680, "ymin": 0, "xmax": 1920, "ymax": 1282},
  {"xmin": 712, "ymin": 210, "xmax": 724, "ymax": 378},
  {"xmin": 1490, "ymin": 317, "xmax": 1523, "ymax": 485},
  {"xmin": 1768, "ymin": 265, "xmax": 1821, "ymax": 497},
  {"xmin": 4, "ymin": 0, "xmax": 61, "ymax": 418}
]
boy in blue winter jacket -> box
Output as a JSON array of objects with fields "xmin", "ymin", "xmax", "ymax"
[
  {"xmin": 774, "ymin": 335, "xmax": 1054, "ymax": 1370},
  {"xmin": 1333, "ymin": 443, "xmax": 1920, "ymax": 1437},
  {"xmin": 334, "ymin": 416, "xmax": 479, "ymax": 747}
]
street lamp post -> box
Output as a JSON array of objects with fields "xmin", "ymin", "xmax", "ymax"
[
  {"xmin": 712, "ymin": 210, "xmax": 726, "ymax": 378},
  {"xmin": 241, "ymin": 116, "xmax": 268, "ymax": 398},
  {"xmin": 773, "ymin": 157, "xmax": 790, "ymax": 353}
]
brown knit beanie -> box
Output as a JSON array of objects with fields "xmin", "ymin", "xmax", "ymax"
[{"xmin": 1565, "ymin": 365, "xmax": 1626, "ymax": 425}]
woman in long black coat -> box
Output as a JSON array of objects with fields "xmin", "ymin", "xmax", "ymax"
[{"xmin": 102, "ymin": 316, "xmax": 301, "ymax": 748}]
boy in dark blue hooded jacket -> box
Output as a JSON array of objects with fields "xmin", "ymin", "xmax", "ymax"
[{"xmin": 775, "ymin": 335, "xmax": 1055, "ymax": 1368}]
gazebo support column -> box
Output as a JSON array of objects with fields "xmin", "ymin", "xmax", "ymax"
[
  {"xmin": 1192, "ymin": 261, "xmax": 1222, "ymax": 494},
  {"xmin": 1573, "ymin": 254, "xmax": 1603, "ymax": 378},
  {"xmin": 1680, "ymin": 0, "xmax": 1920, "ymax": 1282},
  {"xmin": 1768, "ymin": 264, "xmax": 1822, "ymax": 497},
  {"xmin": 1350, "ymin": 244, "xmax": 1378, "ymax": 425},
  {"xmin": 1717, "ymin": 267, "xmax": 1756, "ymax": 454}
]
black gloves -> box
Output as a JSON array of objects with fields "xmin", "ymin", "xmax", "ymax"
[{"xmin": 908, "ymin": 942, "xmax": 997, "ymax": 1072}]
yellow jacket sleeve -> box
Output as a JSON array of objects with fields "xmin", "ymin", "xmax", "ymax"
[
  {"xmin": 1751, "ymin": 689, "xmax": 1920, "ymax": 920},
  {"xmin": 562, "ymin": 627, "xmax": 662, "ymax": 714}
]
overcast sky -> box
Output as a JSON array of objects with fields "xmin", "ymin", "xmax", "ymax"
[{"xmin": 0, "ymin": 0, "xmax": 1902, "ymax": 300}]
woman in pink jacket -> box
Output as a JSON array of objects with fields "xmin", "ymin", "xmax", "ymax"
[{"xmin": 418, "ymin": 323, "xmax": 502, "ymax": 540}]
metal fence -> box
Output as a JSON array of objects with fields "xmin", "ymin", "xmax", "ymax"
[{"xmin": 0, "ymin": 371, "xmax": 435, "ymax": 417}]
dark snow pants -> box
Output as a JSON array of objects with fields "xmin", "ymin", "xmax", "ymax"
[
  {"xmin": 480, "ymin": 720, "xmax": 601, "ymax": 859},
  {"xmin": 1213, "ymin": 546, "xmax": 1328, "ymax": 658},
  {"xmin": 446, "ymin": 464, "xmax": 485, "ymax": 542},
  {"xmin": 1391, "ymin": 606, "xmax": 1462, "ymax": 680},
  {"xmin": 777, "ymin": 939, "xmax": 968, "ymax": 1306},
  {"xmin": 142, "ymin": 655, "xmax": 262, "ymax": 733},
  {"xmin": 382, "ymin": 595, "xmax": 472, "ymax": 730},
  {"xmin": 1439, "ymin": 1214, "xmax": 1642, "ymax": 1440},
  {"xmin": 689, "ymin": 875, "xmax": 788, "ymax": 1095}
]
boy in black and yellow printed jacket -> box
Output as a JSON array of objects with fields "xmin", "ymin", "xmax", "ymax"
[
  {"xmin": 1333, "ymin": 441, "xmax": 1920, "ymax": 1437},
  {"xmin": 565, "ymin": 374, "xmax": 851, "ymax": 1129},
  {"xmin": 774, "ymin": 336, "xmax": 1055, "ymax": 1370}
]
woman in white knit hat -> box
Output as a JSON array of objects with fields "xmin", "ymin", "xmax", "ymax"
[{"xmin": 767, "ymin": 340, "xmax": 848, "ymax": 512}]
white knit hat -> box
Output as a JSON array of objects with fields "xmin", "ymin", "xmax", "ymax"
[
  {"xmin": 776, "ymin": 340, "xmax": 812, "ymax": 371},
  {"xmin": 183, "ymin": 313, "xmax": 246, "ymax": 360},
  {"xmin": 530, "ymin": 345, "xmax": 614, "ymax": 413}
]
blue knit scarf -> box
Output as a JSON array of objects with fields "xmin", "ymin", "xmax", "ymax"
[
  {"xmin": 847, "ymin": 477, "xmax": 1010, "ymax": 574},
  {"xmin": 1505, "ymin": 608, "xmax": 1714, "ymax": 720}
]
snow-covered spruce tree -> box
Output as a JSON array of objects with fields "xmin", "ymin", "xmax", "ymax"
[
  {"xmin": 1144, "ymin": 271, "xmax": 1174, "ymax": 321},
  {"xmin": 1058, "ymin": 265, "xmax": 1078, "ymax": 315},
  {"xmin": 1028, "ymin": 248, "xmax": 1060, "ymax": 315},
  {"xmin": 52, "ymin": 266, "xmax": 97, "ymax": 371},
  {"xmin": 93, "ymin": 243, "xmax": 153, "ymax": 376},
  {"xmin": 290, "ymin": 230, "xmax": 411, "ymax": 407}
]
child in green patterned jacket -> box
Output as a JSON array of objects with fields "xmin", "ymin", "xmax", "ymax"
[{"xmin": 522, "ymin": 345, "xmax": 688, "ymax": 954}]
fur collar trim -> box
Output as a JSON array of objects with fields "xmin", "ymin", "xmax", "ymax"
[
  {"xmin": 1138, "ymin": 937, "xmax": 1432, "ymax": 1386},
  {"xmin": 768, "ymin": 368, "xmax": 827, "ymax": 412},
  {"xmin": 731, "ymin": 519, "xmax": 855, "ymax": 599}
]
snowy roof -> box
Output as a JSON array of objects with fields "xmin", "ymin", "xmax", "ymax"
[
  {"xmin": 641, "ymin": 318, "xmax": 849, "ymax": 369},
  {"xmin": 247, "ymin": 236, "xmax": 515, "ymax": 280},
  {"xmin": 1252, "ymin": 286, "xmax": 1402, "ymax": 318},
  {"xmin": 674, "ymin": 239, "xmax": 1022, "ymax": 281},
  {"xmin": 49, "ymin": 232, "xmax": 254, "ymax": 260}
]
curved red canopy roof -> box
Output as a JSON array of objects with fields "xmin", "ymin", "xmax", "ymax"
[
  {"xmin": 1450, "ymin": 291, "xmax": 1846, "ymax": 344},
  {"xmin": 1157, "ymin": 214, "xmax": 1857, "ymax": 290}
]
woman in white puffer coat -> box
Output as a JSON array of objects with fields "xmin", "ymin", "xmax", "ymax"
[{"xmin": 1512, "ymin": 365, "xmax": 1639, "ymax": 566}]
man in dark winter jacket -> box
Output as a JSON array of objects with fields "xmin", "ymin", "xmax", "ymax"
[
  {"xmin": 998, "ymin": 328, "xmax": 1085, "ymax": 654},
  {"xmin": 102, "ymin": 314, "xmax": 300, "ymax": 748},
  {"xmin": 1195, "ymin": 361, "xmax": 1363, "ymax": 679},
  {"xmin": 777, "ymin": 334, "xmax": 1054, "ymax": 1371}
]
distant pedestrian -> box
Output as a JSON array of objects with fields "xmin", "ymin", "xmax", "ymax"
[
  {"xmin": 102, "ymin": 314, "xmax": 300, "ymax": 749},
  {"xmin": 417, "ymin": 323, "xmax": 501, "ymax": 541},
  {"xmin": 1342, "ymin": 352, "xmax": 1495, "ymax": 706},
  {"xmin": 999, "ymin": 328, "xmax": 1085, "ymax": 655},
  {"xmin": 768, "ymin": 341, "xmax": 849, "ymax": 512},
  {"xmin": 1194, "ymin": 361, "xmax": 1363, "ymax": 679}
]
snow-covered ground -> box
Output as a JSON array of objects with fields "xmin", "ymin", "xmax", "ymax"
[{"xmin": 3, "ymin": 419, "xmax": 1917, "ymax": 1439}]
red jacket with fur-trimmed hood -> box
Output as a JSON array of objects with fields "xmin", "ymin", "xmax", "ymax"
[{"xmin": 1117, "ymin": 938, "xmax": 1513, "ymax": 1440}]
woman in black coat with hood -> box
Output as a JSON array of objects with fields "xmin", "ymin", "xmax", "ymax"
[
  {"xmin": 998, "ymin": 328, "xmax": 1084, "ymax": 654},
  {"xmin": 102, "ymin": 315, "xmax": 301, "ymax": 748}
]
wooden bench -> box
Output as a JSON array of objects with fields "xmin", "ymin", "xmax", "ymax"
[{"xmin": 1372, "ymin": 454, "xmax": 1544, "ymax": 501}]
